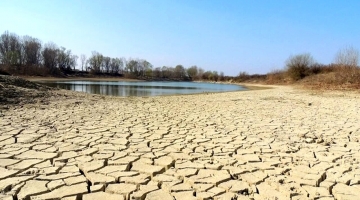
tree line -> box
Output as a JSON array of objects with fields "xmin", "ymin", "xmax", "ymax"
[{"xmin": 0, "ymin": 30, "xmax": 225, "ymax": 81}]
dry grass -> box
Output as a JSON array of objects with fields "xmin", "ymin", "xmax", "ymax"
[
  {"xmin": 300, "ymin": 66, "xmax": 360, "ymax": 90},
  {"xmin": 235, "ymin": 72, "xmax": 267, "ymax": 83},
  {"xmin": 242, "ymin": 64, "xmax": 360, "ymax": 90},
  {"xmin": 266, "ymin": 69, "xmax": 288, "ymax": 84}
]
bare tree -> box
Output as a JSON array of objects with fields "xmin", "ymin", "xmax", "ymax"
[
  {"xmin": 187, "ymin": 65, "xmax": 198, "ymax": 79},
  {"xmin": 0, "ymin": 31, "xmax": 10, "ymax": 64},
  {"xmin": 197, "ymin": 67, "xmax": 205, "ymax": 80},
  {"xmin": 213, "ymin": 71, "xmax": 219, "ymax": 81},
  {"xmin": 126, "ymin": 59, "xmax": 140, "ymax": 76},
  {"xmin": 142, "ymin": 60, "xmax": 153, "ymax": 76},
  {"xmin": 174, "ymin": 65, "xmax": 186, "ymax": 78},
  {"xmin": 335, "ymin": 46, "xmax": 359, "ymax": 67},
  {"xmin": 161, "ymin": 66, "xmax": 174, "ymax": 78},
  {"xmin": 71, "ymin": 55, "xmax": 78, "ymax": 71},
  {"xmin": 118, "ymin": 57, "xmax": 125, "ymax": 74},
  {"xmin": 153, "ymin": 67, "xmax": 161, "ymax": 78},
  {"xmin": 0, "ymin": 31, "xmax": 22, "ymax": 65},
  {"xmin": 42, "ymin": 42, "xmax": 59, "ymax": 73},
  {"xmin": 57, "ymin": 47, "xmax": 70, "ymax": 71},
  {"xmin": 126, "ymin": 58, "xmax": 152, "ymax": 77},
  {"xmin": 109, "ymin": 57, "xmax": 125, "ymax": 74},
  {"xmin": 88, "ymin": 51, "xmax": 103, "ymax": 73},
  {"xmin": 56, "ymin": 47, "xmax": 77, "ymax": 71},
  {"xmin": 85, "ymin": 59, "xmax": 90, "ymax": 72},
  {"xmin": 23, "ymin": 35, "xmax": 42, "ymax": 65},
  {"xmin": 285, "ymin": 53, "xmax": 314, "ymax": 80},
  {"xmin": 103, "ymin": 56, "xmax": 111, "ymax": 73},
  {"xmin": 219, "ymin": 71, "xmax": 225, "ymax": 81},
  {"xmin": 80, "ymin": 54, "xmax": 86, "ymax": 71}
]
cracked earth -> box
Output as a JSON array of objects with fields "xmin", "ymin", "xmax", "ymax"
[{"xmin": 0, "ymin": 86, "xmax": 360, "ymax": 200}]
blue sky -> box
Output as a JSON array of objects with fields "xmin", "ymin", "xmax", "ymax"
[{"xmin": 1, "ymin": 0, "xmax": 360, "ymax": 75}]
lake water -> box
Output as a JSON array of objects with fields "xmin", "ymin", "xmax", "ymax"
[{"xmin": 40, "ymin": 81, "xmax": 246, "ymax": 97}]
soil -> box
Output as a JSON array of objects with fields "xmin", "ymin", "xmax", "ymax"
[{"xmin": 0, "ymin": 75, "xmax": 56, "ymax": 106}]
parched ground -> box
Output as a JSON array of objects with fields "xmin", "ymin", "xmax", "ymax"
[
  {"xmin": 0, "ymin": 80, "xmax": 360, "ymax": 200},
  {"xmin": 0, "ymin": 75, "xmax": 56, "ymax": 106}
]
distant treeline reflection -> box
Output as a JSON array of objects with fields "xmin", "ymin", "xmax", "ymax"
[{"xmin": 41, "ymin": 81, "xmax": 245, "ymax": 96}]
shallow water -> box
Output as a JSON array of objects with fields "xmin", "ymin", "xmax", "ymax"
[{"xmin": 40, "ymin": 81, "xmax": 246, "ymax": 96}]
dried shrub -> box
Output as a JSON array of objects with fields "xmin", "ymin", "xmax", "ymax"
[
  {"xmin": 266, "ymin": 69, "xmax": 287, "ymax": 84},
  {"xmin": 286, "ymin": 53, "xmax": 314, "ymax": 81},
  {"xmin": 301, "ymin": 65, "xmax": 360, "ymax": 89}
]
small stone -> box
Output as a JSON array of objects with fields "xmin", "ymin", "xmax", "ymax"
[{"xmin": 305, "ymin": 138, "xmax": 314, "ymax": 143}]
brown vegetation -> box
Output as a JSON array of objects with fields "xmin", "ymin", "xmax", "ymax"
[
  {"xmin": 300, "ymin": 65, "xmax": 360, "ymax": 89},
  {"xmin": 0, "ymin": 75, "xmax": 55, "ymax": 105},
  {"xmin": 234, "ymin": 64, "xmax": 360, "ymax": 90},
  {"xmin": 234, "ymin": 48, "xmax": 360, "ymax": 90}
]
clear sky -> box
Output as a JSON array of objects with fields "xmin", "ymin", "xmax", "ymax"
[{"xmin": 1, "ymin": 0, "xmax": 360, "ymax": 75}]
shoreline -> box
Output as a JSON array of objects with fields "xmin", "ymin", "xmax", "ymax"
[
  {"xmin": 24, "ymin": 76, "xmax": 273, "ymax": 94},
  {"xmin": 192, "ymin": 80, "xmax": 273, "ymax": 91}
]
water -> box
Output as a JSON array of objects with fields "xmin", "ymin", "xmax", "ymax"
[{"xmin": 40, "ymin": 81, "xmax": 246, "ymax": 97}]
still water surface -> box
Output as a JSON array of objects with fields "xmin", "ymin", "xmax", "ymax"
[{"xmin": 41, "ymin": 81, "xmax": 246, "ymax": 97}]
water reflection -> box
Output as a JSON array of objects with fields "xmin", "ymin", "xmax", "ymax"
[{"xmin": 41, "ymin": 81, "xmax": 245, "ymax": 97}]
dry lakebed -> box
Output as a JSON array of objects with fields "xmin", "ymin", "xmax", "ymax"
[{"xmin": 0, "ymin": 79, "xmax": 360, "ymax": 200}]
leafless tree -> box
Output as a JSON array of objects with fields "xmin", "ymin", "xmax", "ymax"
[
  {"xmin": 118, "ymin": 57, "xmax": 125, "ymax": 74},
  {"xmin": 187, "ymin": 65, "xmax": 198, "ymax": 79},
  {"xmin": 42, "ymin": 42, "xmax": 59, "ymax": 72},
  {"xmin": 103, "ymin": 56, "xmax": 111, "ymax": 73},
  {"xmin": 153, "ymin": 67, "xmax": 162, "ymax": 78},
  {"xmin": 88, "ymin": 51, "xmax": 103, "ymax": 73},
  {"xmin": 198, "ymin": 67, "xmax": 205, "ymax": 79},
  {"xmin": 71, "ymin": 55, "xmax": 78, "ymax": 71},
  {"xmin": 126, "ymin": 58, "xmax": 151, "ymax": 76},
  {"xmin": 142, "ymin": 60, "xmax": 153, "ymax": 76},
  {"xmin": 335, "ymin": 46, "xmax": 359, "ymax": 67},
  {"xmin": 174, "ymin": 65, "xmax": 186, "ymax": 78},
  {"xmin": 80, "ymin": 54, "xmax": 86, "ymax": 71},
  {"xmin": 0, "ymin": 31, "xmax": 22, "ymax": 65},
  {"xmin": 219, "ymin": 71, "xmax": 225, "ymax": 81},
  {"xmin": 23, "ymin": 35, "xmax": 42, "ymax": 65},
  {"xmin": 285, "ymin": 53, "xmax": 314, "ymax": 80},
  {"xmin": 0, "ymin": 31, "xmax": 10, "ymax": 63},
  {"xmin": 109, "ymin": 58, "xmax": 124, "ymax": 74}
]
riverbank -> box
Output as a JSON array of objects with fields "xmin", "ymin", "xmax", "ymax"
[{"xmin": 0, "ymin": 77, "xmax": 360, "ymax": 199}]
